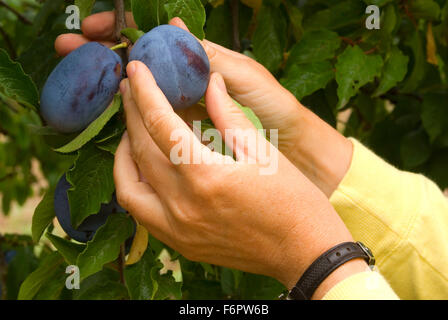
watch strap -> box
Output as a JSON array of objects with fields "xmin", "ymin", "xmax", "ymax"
[{"xmin": 288, "ymin": 241, "xmax": 374, "ymax": 300}]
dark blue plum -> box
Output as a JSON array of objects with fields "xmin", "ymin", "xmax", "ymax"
[
  {"xmin": 129, "ymin": 25, "xmax": 210, "ymax": 109},
  {"xmin": 54, "ymin": 175, "xmax": 134, "ymax": 243},
  {"xmin": 40, "ymin": 42, "xmax": 123, "ymax": 133}
]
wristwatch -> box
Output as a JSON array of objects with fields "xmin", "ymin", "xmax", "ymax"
[{"xmin": 286, "ymin": 241, "xmax": 375, "ymax": 300}]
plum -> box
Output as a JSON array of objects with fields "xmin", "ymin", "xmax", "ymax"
[
  {"xmin": 40, "ymin": 42, "xmax": 123, "ymax": 133},
  {"xmin": 129, "ymin": 25, "xmax": 210, "ymax": 109},
  {"xmin": 54, "ymin": 175, "xmax": 134, "ymax": 244}
]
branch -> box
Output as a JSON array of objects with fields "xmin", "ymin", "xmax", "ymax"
[
  {"xmin": 114, "ymin": 0, "xmax": 129, "ymax": 66},
  {"xmin": 0, "ymin": 25, "xmax": 16, "ymax": 59},
  {"xmin": 118, "ymin": 244, "xmax": 126, "ymax": 286},
  {"xmin": 0, "ymin": 0, "xmax": 32, "ymax": 25},
  {"xmin": 230, "ymin": 0, "xmax": 241, "ymax": 52}
]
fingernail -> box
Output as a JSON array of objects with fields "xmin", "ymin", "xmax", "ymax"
[
  {"xmin": 215, "ymin": 74, "xmax": 227, "ymax": 92},
  {"xmin": 127, "ymin": 62, "xmax": 136, "ymax": 78}
]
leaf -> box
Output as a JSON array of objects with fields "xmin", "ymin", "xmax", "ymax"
[
  {"xmin": 286, "ymin": 30, "xmax": 341, "ymax": 67},
  {"xmin": 74, "ymin": 269, "xmax": 129, "ymax": 300},
  {"xmin": 252, "ymin": 5, "xmax": 287, "ymax": 72},
  {"xmin": 126, "ymin": 223, "xmax": 149, "ymax": 265},
  {"xmin": 164, "ymin": 0, "xmax": 206, "ymax": 39},
  {"xmin": 121, "ymin": 28, "xmax": 145, "ymax": 43},
  {"xmin": 124, "ymin": 248, "xmax": 157, "ymax": 300},
  {"xmin": 233, "ymin": 100, "xmax": 263, "ymax": 131},
  {"xmin": 281, "ymin": 61, "xmax": 334, "ymax": 100},
  {"xmin": 46, "ymin": 233, "xmax": 86, "ymax": 265},
  {"xmin": 31, "ymin": 186, "xmax": 56, "ymax": 243},
  {"xmin": 426, "ymin": 22, "xmax": 438, "ymax": 65},
  {"xmin": 402, "ymin": 30, "xmax": 425, "ymax": 93},
  {"xmin": 75, "ymin": 0, "xmax": 96, "ymax": 20},
  {"xmin": 400, "ymin": 128, "xmax": 431, "ymax": 169},
  {"xmin": 0, "ymin": 49, "xmax": 38, "ymax": 109},
  {"xmin": 18, "ymin": 251, "xmax": 64, "ymax": 300},
  {"xmin": 409, "ymin": 0, "xmax": 440, "ymax": 21},
  {"xmin": 54, "ymin": 95, "xmax": 122, "ymax": 153},
  {"xmin": 421, "ymin": 93, "xmax": 448, "ymax": 142},
  {"xmin": 67, "ymin": 144, "xmax": 115, "ymax": 228},
  {"xmin": 131, "ymin": 0, "xmax": 166, "ymax": 32},
  {"xmin": 76, "ymin": 213, "xmax": 135, "ymax": 280},
  {"xmin": 303, "ymin": 0, "xmax": 365, "ymax": 31},
  {"xmin": 152, "ymin": 269, "xmax": 182, "ymax": 300},
  {"xmin": 335, "ymin": 45, "xmax": 383, "ymax": 109},
  {"xmin": 373, "ymin": 47, "xmax": 409, "ymax": 97}
]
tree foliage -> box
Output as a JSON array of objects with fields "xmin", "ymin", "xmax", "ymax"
[{"xmin": 0, "ymin": 0, "xmax": 447, "ymax": 300}]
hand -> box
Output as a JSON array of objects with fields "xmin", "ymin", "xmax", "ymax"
[
  {"xmin": 114, "ymin": 60, "xmax": 367, "ymax": 299},
  {"xmin": 55, "ymin": 12, "xmax": 353, "ymax": 197}
]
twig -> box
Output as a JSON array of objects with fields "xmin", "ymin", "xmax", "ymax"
[
  {"xmin": 0, "ymin": 25, "xmax": 16, "ymax": 59},
  {"xmin": 0, "ymin": 0, "xmax": 32, "ymax": 25},
  {"xmin": 230, "ymin": 0, "xmax": 240, "ymax": 52},
  {"xmin": 114, "ymin": 0, "xmax": 129, "ymax": 66},
  {"xmin": 118, "ymin": 244, "xmax": 126, "ymax": 286},
  {"xmin": 0, "ymin": 249, "xmax": 7, "ymax": 300}
]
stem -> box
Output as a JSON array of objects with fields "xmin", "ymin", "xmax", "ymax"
[
  {"xmin": 230, "ymin": 0, "xmax": 241, "ymax": 52},
  {"xmin": 110, "ymin": 42, "xmax": 128, "ymax": 51},
  {"xmin": 0, "ymin": 26, "xmax": 16, "ymax": 59},
  {"xmin": 118, "ymin": 244, "xmax": 126, "ymax": 286},
  {"xmin": 0, "ymin": 0, "xmax": 32, "ymax": 25},
  {"xmin": 114, "ymin": 0, "xmax": 129, "ymax": 66},
  {"xmin": 0, "ymin": 249, "xmax": 7, "ymax": 300}
]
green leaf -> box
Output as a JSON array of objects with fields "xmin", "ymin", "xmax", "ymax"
[
  {"xmin": 233, "ymin": 100, "xmax": 263, "ymax": 131},
  {"xmin": 252, "ymin": 5, "xmax": 287, "ymax": 72},
  {"xmin": 409, "ymin": 0, "xmax": 440, "ymax": 21},
  {"xmin": 76, "ymin": 213, "xmax": 135, "ymax": 280},
  {"xmin": 373, "ymin": 47, "xmax": 409, "ymax": 97},
  {"xmin": 74, "ymin": 269, "xmax": 129, "ymax": 300},
  {"xmin": 96, "ymin": 133, "xmax": 122, "ymax": 155},
  {"xmin": 124, "ymin": 248, "xmax": 158, "ymax": 300},
  {"xmin": 421, "ymin": 93, "xmax": 448, "ymax": 142},
  {"xmin": 303, "ymin": 0, "xmax": 365, "ymax": 31},
  {"xmin": 335, "ymin": 45, "xmax": 383, "ymax": 109},
  {"xmin": 286, "ymin": 30, "xmax": 341, "ymax": 67},
  {"xmin": 121, "ymin": 28, "xmax": 145, "ymax": 43},
  {"xmin": 32, "ymin": 186, "xmax": 56, "ymax": 243},
  {"xmin": 152, "ymin": 268, "xmax": 182, "ymax": 300},
  {"xmin": 402, "ymin": 30, "xmax": 425, "ymax": 93},
  {"xmin": 46, "ymin": 233, "xmax": 86, "ymax": 265},
  {"xmin": 67, "ymin": 144, "xmax": 115, "ymax": 228},
  {"xmin": 75, "ymin": 0, "xmax": 96, "ymax": 20},
  {"xmin": 164, "ymin": 0, "xmax": 206, "ymax": 39},
  {"xmin": 400, "ymin": 128, "xmax": 431, "ymax": 169},
  {"xmin": 54, "ymin": 95, "xmax": 122, "ymax": 153},
  {"xmin": 18, "ymin": 251, "xmax": 64, "ymax": 300},
  {"xmin": 0, "ymin": 49, "xmax": 38, "ymax": 108},
  {"xmin": 281, "ymin": 61, "xmax": 334, "ymax": 100},
  {"xmin": 131, "ymin": 0, "xmax": 167, "ymax": 32}
]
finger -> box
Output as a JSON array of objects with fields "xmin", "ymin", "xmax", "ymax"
[
  {"xmin": 114, "ymin": 133, "xmax": 171, "ymax": 237},
  {"xmin": 82, "ymin": 11, "xmax": 137, "ymax": 40},
  {"xmin": 206, "ymin": 73, "xmax": 264, "ymax": 162},
  {"xmin": 169, "ymin": 17, "xmax": 189, "ymax": 31},
  {"xmin": 120, "ymin": 79, "xmax": 176, "ymax": 189},
  {"xmin": 55, "ymin": 34, "xmax": 114, "ymax": 56},
  {"xmin": 126, "ymin": 61, "xmax": 206, "ymax": 164}
]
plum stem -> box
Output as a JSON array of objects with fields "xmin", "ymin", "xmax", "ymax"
[{"xmin": 110, "ymin": 42, "xmax": 129, "ymax": 51}]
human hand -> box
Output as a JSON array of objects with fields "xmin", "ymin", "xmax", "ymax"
[
  {"xmin": 55, "ymin": 12, "xmax": 353, "ymax": 197},
  {"xmin": 114, "ymin": 60, "xmax": 367, "ymax": 299}
]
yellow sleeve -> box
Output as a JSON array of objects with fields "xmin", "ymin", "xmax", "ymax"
[
  {"xmin": 323, "ymin": 271, "xmax": 398, "ymax": 300},
  {"xmin": 329, "ymin": 139, "xmax": 448, "ymax": 299}
]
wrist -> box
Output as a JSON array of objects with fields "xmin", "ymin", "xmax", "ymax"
[{"xmin": 287, "ymin": 105, "xmax": 353, "ymax": 198}]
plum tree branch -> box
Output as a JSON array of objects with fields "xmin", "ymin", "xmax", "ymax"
[
  {"xmin": 114, "ymin": 0, "xmax": 129, "ymax": 66},
  {"xmin": 230, "ymin": 0, "xmax": 241, "ymax": 52},
  {"xmin": 0, "ymin": 0, "xmax": 32, "ymax": 25}
]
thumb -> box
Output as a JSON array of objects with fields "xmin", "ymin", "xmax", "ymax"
[{"xmin": 205, "ymin": 73, "xmax": 263, "ymax": 161}]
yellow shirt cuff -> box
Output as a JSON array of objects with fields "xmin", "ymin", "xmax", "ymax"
[{"xmin": 322, "ymin": 271, "xmax": 399, "ymax": 300}]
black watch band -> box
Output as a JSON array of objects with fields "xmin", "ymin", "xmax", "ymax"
[{"xmin": 287, "ymin": 241, "xmax": 375, "ymax": 300}]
